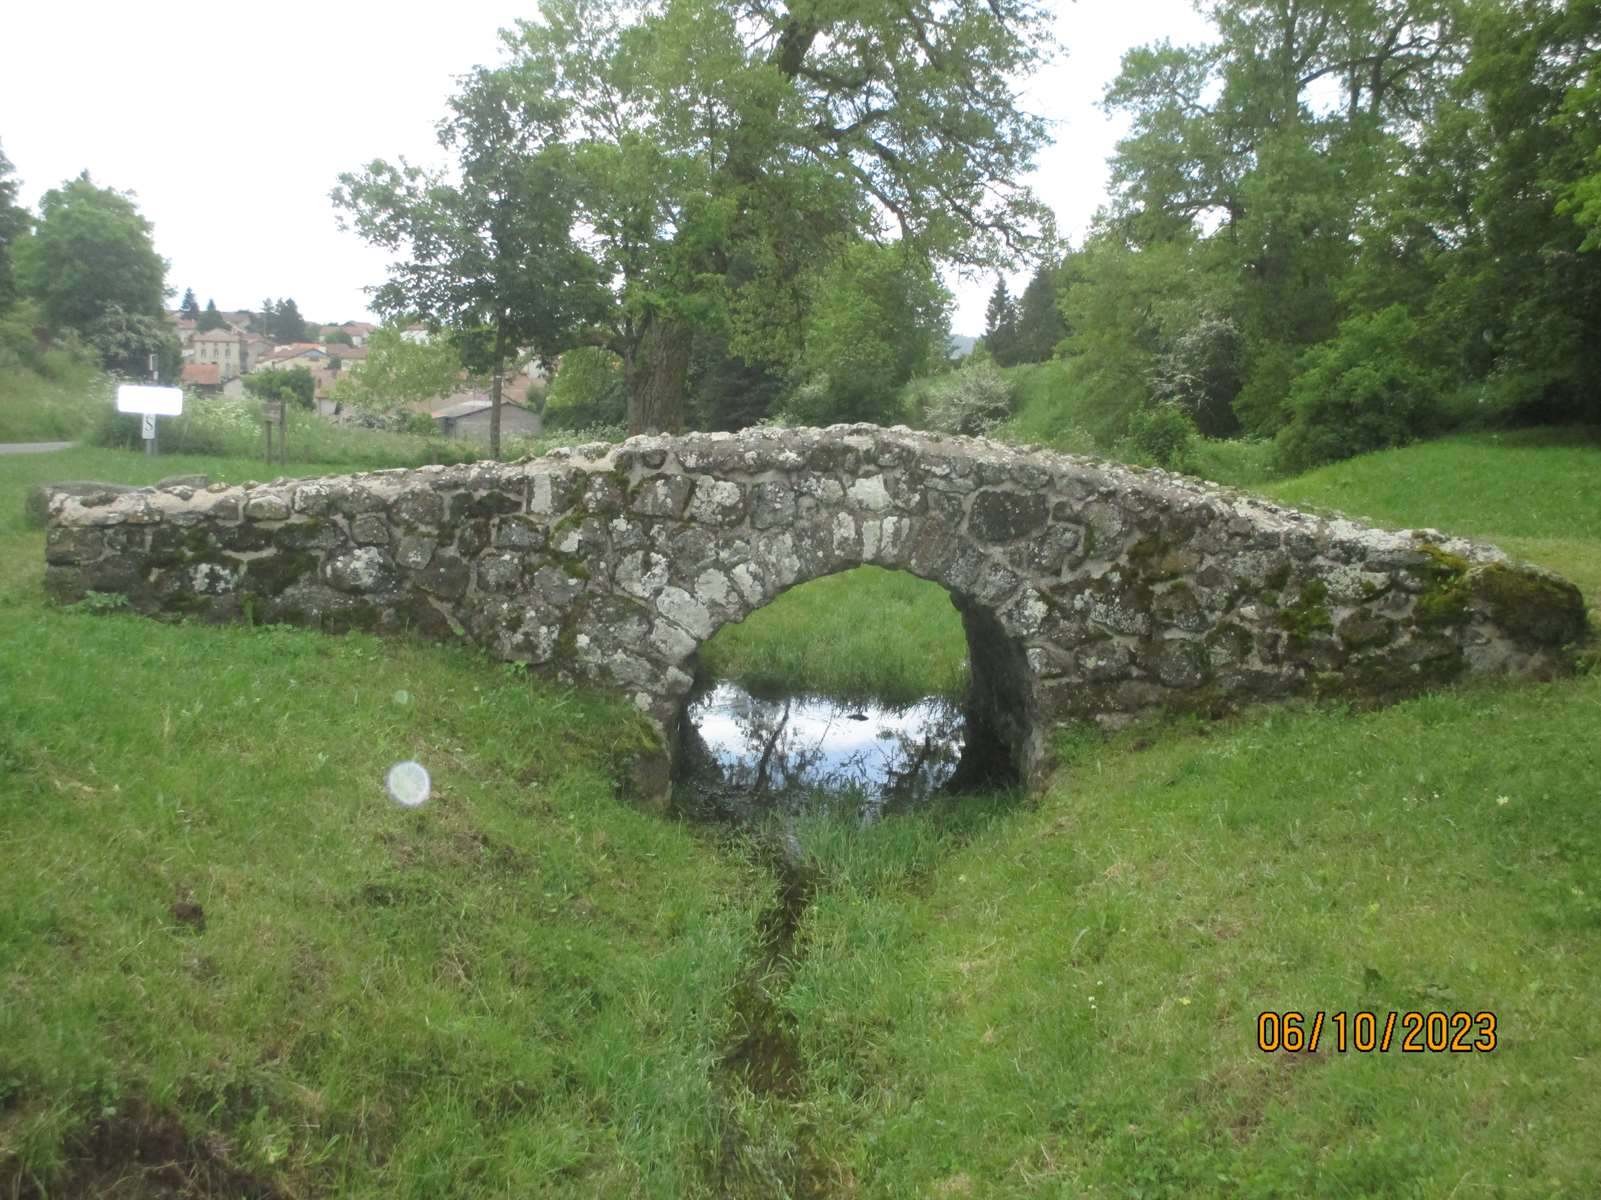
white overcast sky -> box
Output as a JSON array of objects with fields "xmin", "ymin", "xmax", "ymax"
[{"xmin": 1, "ymin": 1, "xmax": 1212, "ymax": 335}]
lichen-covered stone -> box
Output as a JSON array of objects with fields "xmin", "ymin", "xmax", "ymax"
[
  {"xmin": 243, "ymin": 493, "xmax": 291, "ymax": 521},
  {"xmin": 326, "ymin": 547, "xmax": 397, "ymax": 594},
  {"xmin": 42, "ymin": 424, "xmax": 1587, "ymax": 802}
]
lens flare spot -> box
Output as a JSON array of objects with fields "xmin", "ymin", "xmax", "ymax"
[{"xmin": 386, "ymin": 761, "xmax": 431, "ymax": 807}]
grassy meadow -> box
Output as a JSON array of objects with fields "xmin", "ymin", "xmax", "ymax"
[{"xmin": 2, "ymin": 428, "xmax": 1600, "ymax": 1197}]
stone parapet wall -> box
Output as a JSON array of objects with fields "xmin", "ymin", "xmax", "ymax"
[{"xmin": 43, "ymin": 425, "xmax": 1588, "ymax": 791}]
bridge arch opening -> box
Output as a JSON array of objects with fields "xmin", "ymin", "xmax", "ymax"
[{"xmin": 661, "ymin": 563, "xmax": 1040, "ymax": 816}]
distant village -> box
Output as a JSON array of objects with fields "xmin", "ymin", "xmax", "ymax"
[{"xmin": 167, "ymin": 305, "xmax": 549, "ymax": 443}]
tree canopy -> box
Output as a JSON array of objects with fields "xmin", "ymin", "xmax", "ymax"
[
  {"xmin": 0, "ymin": 145, "xmax": 27, "ymax": 312},
  {"xmin": 10, "ymin": 171, "xmax": 174, "ymax": 376},
  {"xmin": 477, "ymin": 0, "xmax": 1055, "ymax": 434},
  {"xmin": 1054, "ymin": 0, "xmax": 1601, "ymax": 468},
  {"xmin": 13, "ymin": 173, "xmax": 167, "ymax": 335},
  {"xmin": 244, "ymin": 364, "xmax": 316, "ymax": 411},
  {"xmin": 196, "ymin": 299, "xmax": 227, "ymax": 332},
  {"xmin": 328, "ymin": 327, "xmax": 462, "ymax": 416},
  {"xmin": 261, "ymin": 298, "xmax": 309, "ymax": 344},
  {"xmin": 334, "ymin": 66, "xmax": 604, "ymax": 457}
]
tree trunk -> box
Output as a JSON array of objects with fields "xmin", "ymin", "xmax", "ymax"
[
  {"xmin": 489, "ymin": 321, "xmax": 507, "ymax": 460},
  {"xmin": 626, "ymin": 313, "xmax": 692, "ymax": 435}
]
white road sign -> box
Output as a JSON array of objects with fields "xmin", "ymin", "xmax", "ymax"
[
  {"xmin": 141, "ymin": 413, "xmax": 156, "ymax": 439},
  {"xmin": 116, "ymin": 384, "xmax": 184, "ymax": 416}
]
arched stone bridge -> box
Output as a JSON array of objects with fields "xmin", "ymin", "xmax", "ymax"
[{"xmin": 44, "ymin": 425, "xmax": 1586, "ymax": 797}]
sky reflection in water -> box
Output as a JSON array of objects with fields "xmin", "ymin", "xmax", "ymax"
[{"xmin": 684, "ymin": 681, "xmax": 964, "ymax": 820}]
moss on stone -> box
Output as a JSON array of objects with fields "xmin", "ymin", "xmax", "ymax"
[
  {"xmin": 242, "ymin": 549, "xmax": 320, "ymax": 597},
  {"xmin": 1471, "ymin": 562, "xmax": 1586, "ymax": 646},
  {"xmin": 324, "ymin": 603, "xmax": 380, "ymax": 634},
  {"xmin": 1277, "ymin": 580, "xmax": 1332, "ymax": 637},
  {"xmin": 1418, "ymin": 543, "xmax": 1471, "ymax": 576},
  {"xmin": 555, "ymin": 616, "xmax": 580, "ymax": 664},
  {"xmin": 1403, "ymin": 542, "xmax": 1473, "ymax": 629},
  {"xmin": 1324, "ymin": 646, "xmax": 1466, "ymax": 697},
  {"xmin": 1414, "ymin": 580, "xmax": 1471, "ymax": 627},
  {"xmin": 162, "ymin": 591, "xmax": 214, "ymax": 616},
  {"xmin": 183, "ymin": 526, "xmax": 214, "ymax": 557}
]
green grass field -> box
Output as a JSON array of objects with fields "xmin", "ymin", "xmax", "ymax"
[
  {"xmin": 697, "ymin": 566, "xmax": 969, "ymax": 704},
  {"xmin": 3, "ymin": 433, "xmax": 1600, "ymax": 1197}
]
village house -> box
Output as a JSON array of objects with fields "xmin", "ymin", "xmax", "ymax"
[
  {"xmin": 338, "ymin": 321, "xmax": 377, "ymax": 347},
  {"xmin": 432, "ymin": 394, "xmax": 543, "ymax": 443},
  {"xmin": 189, "ymin": 328, "xmax": 248, "ymax": 382},
  {"xmin": 243, "ymin": 335, "xmax": 273, "ymax": 373}
]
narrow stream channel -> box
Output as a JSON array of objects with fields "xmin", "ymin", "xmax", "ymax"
[{"xmin": 676, "ymin": 679, "xmax": 971, "ymax": 1195}]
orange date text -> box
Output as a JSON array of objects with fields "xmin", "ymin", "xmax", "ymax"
[{"xmin": 1256, "ymin": 1010, "xmax": 1497, "ymax": 1053}]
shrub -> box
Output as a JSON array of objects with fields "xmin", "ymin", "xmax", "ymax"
[
  {"xmin": 917, "ymin": 362, "xmax": 1015, "ymax": 436},
  {"xmin": 1118, "ymin": 402, "xmax": 1198, "ymax": 470},
  {"xmin": 244, "ymin": 366, "xmax": 315, "ymax": 410},
  {"xmin": 1148, "ymin": 314, "xmax": 1244, "ymax": 437},
  {"xmin": 1275, "ymin": 305, "xmax": 1445, "ymax": 472}
]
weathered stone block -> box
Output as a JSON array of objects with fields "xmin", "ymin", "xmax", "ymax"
[
  {"xmin": 326, "ymin": 547, "xmax": 398, "ymax": 594},
  {"xmin": 244, "ymin": 494, "xmax": 291, "ymax": 521},
  {"xmin": 416, "ymin": 552, "xmax": 471, "ymax": 600},
  {"xmin": 969, "ymin": 490, "xmax": 1050, "ymax": 544},
  {"xmin": 351, "ymin": 514, "xmax": 390, "ymax": 545}
]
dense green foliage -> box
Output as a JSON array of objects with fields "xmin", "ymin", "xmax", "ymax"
[
  {"xmin": 0, "ymin": 142, "xmax": 28, "ymax": 311},
  {"xmin": 195, "ymin": 298, "xmax": 227, "ymax": 332},
  {"xmin": 329, "ymin": 327, "xmax": 462, "ymax": 417},
  {"xmin": 260, "ymin": 297, "xmax": 309, "ymax": 344},
  {"xmin": 909, "ymin": 359, "xmax": 1015, "ymax": 436},
  {"xmin": 8, "ymin": 171, "xmax": 175, "ymax": 378},
  {"xmin": 466, "ymin": 0, "xmax": 1054, "ymax": 434},
  {"xmin": 242, "ymin": 363, "xmax": 315, "ymax": 411},
  {"xmin": 780, "ymin": 242, "xmax": 951, "ymax": 427},
  {"xmin": 545, "ymin": 346, "xmax": 628, "ymax": 430},
  {"xmin": 1039, "ymin": 0, "xmax": 1601, "ymax": 471}
]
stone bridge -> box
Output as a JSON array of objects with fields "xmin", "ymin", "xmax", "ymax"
[{"xmin": 44, "ymin": 425, "xmax": 1587, "ymax": 798}]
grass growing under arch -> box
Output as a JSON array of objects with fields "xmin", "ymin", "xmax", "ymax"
[{"xmin": 695, "ymin": 565, "xmax": 969, "ymax": 704}]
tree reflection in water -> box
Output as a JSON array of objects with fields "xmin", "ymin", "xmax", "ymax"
[{"xmin": 676, "ymin": 681, "xmax": 966, "ymax": 825}]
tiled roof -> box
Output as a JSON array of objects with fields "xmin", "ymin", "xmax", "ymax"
[
  {"xmin": 181, "ymin": 363, "xmax": 222, "ymax": 385},
  {"xmin": 434, "ymin": 395, "xmax": 532, "ymax": 420},
  {"xmin": 191, "ymin": 329, "xmax": 242, "ymax": 343}
]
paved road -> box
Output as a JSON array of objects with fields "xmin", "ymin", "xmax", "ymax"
[{"xmin": 0, "ymin": 441, "xmax": 74, "ymax": 455}]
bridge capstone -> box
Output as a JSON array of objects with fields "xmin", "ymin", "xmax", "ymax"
[{"xmin": 43, "ymin": 425, "xmax": 1587, "ymax": 799}]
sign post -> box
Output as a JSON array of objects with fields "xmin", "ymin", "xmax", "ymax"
[
  {"xmin": 115, "ymin": 382, "xmax": 183, "ymax": 456},
  {"xmin": 262, "ymin": 397, "xmax": 286, "ymax": 467}
]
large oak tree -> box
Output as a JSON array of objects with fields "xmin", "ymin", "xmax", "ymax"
[{"xmin": 497, "ymin": 0, "xmax": 1056, "ymax": 434}]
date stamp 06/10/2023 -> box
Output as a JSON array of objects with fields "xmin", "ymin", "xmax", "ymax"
[{"xmin": 1256, "ymin": 1011, "xmax": 1498, "ymax": 1054}]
